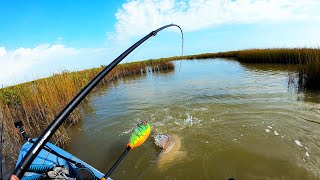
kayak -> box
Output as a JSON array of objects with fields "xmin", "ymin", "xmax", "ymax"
[{"xmin": 16, "ymin": 139, "xmax": 112, "ymax": 180}]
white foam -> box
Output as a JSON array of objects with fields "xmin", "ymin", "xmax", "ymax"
[
  {"xmin": 154, "ymin": 122, "xmax": 164, "ymax": 127},
  {"xmin": 306, "ymin": 152, "xmax": 310, "ymax": 157},
  {"xmin": 295, "ymin": 140, "xmax": 303, "ymax": 147},
  {"xmin": 265, "ymin": 129, "xmax": 270, "ymax": 133},
  {"xmin": 184, "ymin": 112, "xmax": 194, "ymax": 126},
  {"xmin": 274, "ymin": 131, "xmax": 279, "ymax": 136},
  {"xmin": 267, "ymin": 126, "xmax": 273, "ymax": 129},
  {"xmin": 121, "ymin": 128, "xmax": 133, "ymax": 135}
]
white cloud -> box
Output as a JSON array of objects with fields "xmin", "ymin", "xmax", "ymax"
[
  {"xmin": 0, "ymin": 44, "xmax": 74, "ymax": 86},
  {"xmin": 0, "ymin": 44, "xmax": 112, "ymax": 87},
  {"xmin": 110, "ymin": 0, "xmax": 320, "ymax": 44},
  {"xmin": 0, "ymin": 47, "xmax": 6, "ymax": 56}
]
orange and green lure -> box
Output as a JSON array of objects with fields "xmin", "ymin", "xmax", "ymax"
[
  {"xmin": 127, "ymin": 120, "xmax": 151, "ymax": 149},
  {"xmin": 102, "ymin": 120, "xmax": 151, "ymax": 179}
]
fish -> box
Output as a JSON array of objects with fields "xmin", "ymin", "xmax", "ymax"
[{"xmin": 154, "ymin": 134, "xmax": 186, "ymax": 169}]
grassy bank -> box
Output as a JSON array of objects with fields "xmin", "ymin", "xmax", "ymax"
[
  {"xmin": 163, "ymin": 48, "xmax": 320, "ymax": 89},
  {"xmin": 235, "ymin": 48, "xmax": 320, "ymax": 89},
  {"xmin": 0, "ymin": 59, "xmax": 174, "ymax": 163},
  {"xmin": 160, "ymin": 48, "xmax": 320, "ymax": 64}
]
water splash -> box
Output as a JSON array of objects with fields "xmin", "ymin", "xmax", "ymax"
[
  {"xmin": 184, "ymin": 112, "xmax": 194, "ymax": 126},
  {"xmin": 295, "ymin": 140, "xmax": 303, "ymax": 147}
]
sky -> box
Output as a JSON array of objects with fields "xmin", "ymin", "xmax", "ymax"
[{"xmin": 0, "ymin": 0, "xmax": 320, "ymax": 87}]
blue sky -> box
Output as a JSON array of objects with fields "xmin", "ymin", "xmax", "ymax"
[
  {"xmin": 0, "ymin": 1, "xmax": 118, "ymax": 49},
  {"xmin": 0, "ymin": 0, "xmax": 320, "ymax": 86}
]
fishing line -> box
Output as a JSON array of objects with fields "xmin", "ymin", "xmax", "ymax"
[{"xmin": 176, "ymin": 25, "xmax": 184, "ymax": 73}]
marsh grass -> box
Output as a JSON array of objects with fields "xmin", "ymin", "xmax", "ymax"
[
  {"xmin": 164, "ymin": 48, "xmax": 320, "ymax": 90},
  {"xmin": 0, "ymin": 59, "xmax": 174, "ymax": 163},
  {"xmin": 234, "ymin": 48, "xmax": 320, "ymax": 90}
]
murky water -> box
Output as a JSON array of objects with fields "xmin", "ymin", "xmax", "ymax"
[{"xmin": 67, "ymin": 59, "xmax": 320, "ymax": 179}]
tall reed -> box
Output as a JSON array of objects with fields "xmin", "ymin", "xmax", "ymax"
[
  {"xmin": 235, "ymin": 48, "xmax": 320, "ymax": 89},
  {"xmin": 163, "ymin": 48, "xmax": 320, "ymax": 89},
  {"xmin": 0, "ymin": 59, "xmax": 174, "ymax": 163}
]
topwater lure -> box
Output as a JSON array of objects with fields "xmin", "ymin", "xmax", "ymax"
[{"xmin": 102, "ymin": 120, "xmax": 151, "ymax": 179}]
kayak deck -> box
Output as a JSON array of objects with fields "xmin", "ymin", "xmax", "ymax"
[{"xmin": 16, "ymin": 139, "xmax": 112, "ymax": 180}]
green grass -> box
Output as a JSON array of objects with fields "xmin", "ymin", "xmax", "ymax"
[{"xmin": 163, "ymin": 48, "xmax": 320, "ymax": 89}]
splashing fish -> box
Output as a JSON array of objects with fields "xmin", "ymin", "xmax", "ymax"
[{"xmin": 154, "ymin": 134, "xmax": 186, "ymax": 169}]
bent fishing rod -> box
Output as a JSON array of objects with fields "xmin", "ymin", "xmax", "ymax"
[{"xmin": 11, "ymin": 24, "xmax": 183, "ymax": 179}]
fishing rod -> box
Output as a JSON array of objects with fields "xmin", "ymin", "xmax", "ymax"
[{"xmin": 11, "ymin": 24, "xmax": 183, "ymax": 179}]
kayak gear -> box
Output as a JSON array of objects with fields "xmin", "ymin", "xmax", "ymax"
[
  {"xmin": 27, "ymin": 164, "xmax": 54, "ymax": 174},
  {"xmin": 11, "ymin": 24, "xmax": 183, "ymax": 179},
  {"xmin": 102, "ymin": 120, "xmax": 151, "ymax": 179},
  {"xmin": 14, "ymin": 120, "xmax": 109, "ymax": 179},
  {"xmin": 16, "ymin": 139, "xmax": 109, "ymax": 180},
  {"xmin": 15, "ymin": 120, "xmax": 84, "ymax": 168}
]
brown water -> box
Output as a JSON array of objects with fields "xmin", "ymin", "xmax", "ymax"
[{"xmin": 67, "ymin": 59, "xmax": 320, "ymax": 180}]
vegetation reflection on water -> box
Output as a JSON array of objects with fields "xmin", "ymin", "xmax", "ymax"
[{"xmin": 67, "ymin": 59, "xmax": 320, "ymax": 179}]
